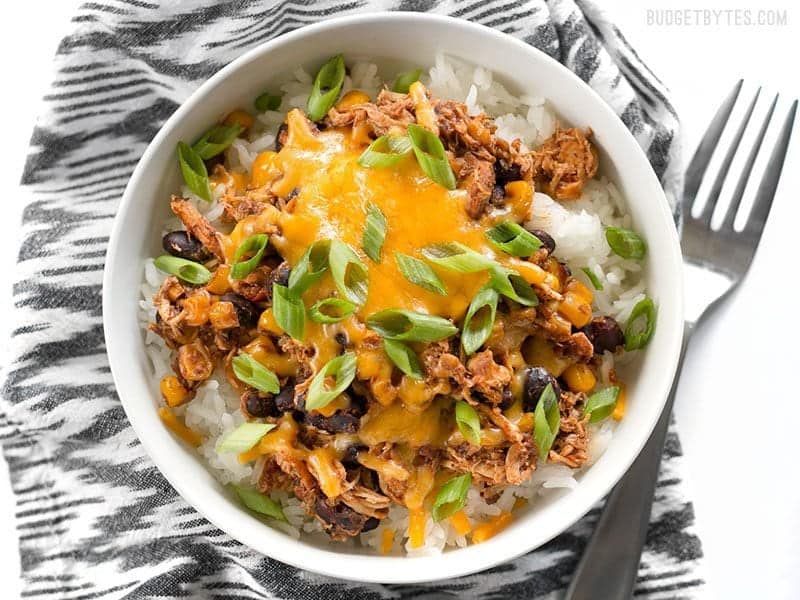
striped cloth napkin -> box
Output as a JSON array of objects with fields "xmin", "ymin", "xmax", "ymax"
[{"xmin": 0, "ymin": 1, "xmax": 705, "ymax": 598}]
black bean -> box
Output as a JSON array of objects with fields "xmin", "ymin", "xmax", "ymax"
[
  {"xmin": 529, "ymin": 229, "xmax": 556, "ymax": 254},
  {"xmin": 494, "ymin": 161, "xmax": 522, "ymax": 186},
  {"xmin": 275, "ymin": 122, "xmax": 288, "ymax": 152},
  {"xmin": 342, "ymin": 444, "xmax": 365, "ymax": 468},
  {"xmin": 362, "ymin": 517, "xmax": 380, "ymax": 532},
  {"xmin": 522, "ymin": 366, "xmax": 562, "ymax": 412},
  {"xmin": 274, "ymin": 381, "xmax": 296, "ymax": 413},
  {"xmin": 306, "ymin": 411, "xmax": 361, "ymax": 434},
  {"xmin": 219, "ymin": 292, "xmax": 259, "ymax": 328},
  {"xmin": 581, "ymin": 316, "xmax": 625, "ymax": 355},
  {"xmin": 334, "ymin": 332, "xmax": 349, "ymax": 347},
  {"xmin": 268, "ymin": 261, "xmax": 291, "ymax": 288},
  {"xmin": 242, "ymin": 390, "xmax": 278, "ymax": 418},
  {"xmin": 314, "ymin": 498, "xmax": 370, "ymax": 537},
  {"xmin": 162, "ymin": 231, "xmax": 211, "ymax": 262},
  {"xmin": 499, "ymin": 387, "xmax": 514, "ymax": 410},
  {"xmin": 490, "ymin": 184, "xmax": 506, "ymax": 206}
]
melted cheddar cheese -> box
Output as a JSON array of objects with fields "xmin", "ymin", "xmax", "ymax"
[{"xmin": 220, "ymin": 105, "xmax": 538, "ymax": 511}]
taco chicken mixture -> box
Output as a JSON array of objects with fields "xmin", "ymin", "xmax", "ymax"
[{"xmin": 141, "ymin": 55, "xmax": 655, "ymax": 554}]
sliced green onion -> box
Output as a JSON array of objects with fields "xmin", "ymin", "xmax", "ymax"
[
  {"xmin": 153, "ymin": 255, "xmax": 212, "ymax": 285},
  {"xmin": 272, "ymin": 284, "xmax": 305, "ymax": 340},
  {"xmin": 357, "ymin": 135, "xmax": 413, "ymax": 169},
  {"xmin": 192, "ymin": 124, "xmax": 244, "ymax": 160},
  {"xmin": 329, "ymin": 240, "xmax": 369, "ymax": 305},
  {"xmin": 486, "ymin": 222, "xmax": 543, "ymax": 257},
  {"xmin": 307, "ymin": 54, "xmax": 345, "ymax": 121},
  {"xmin": 489, "ymin": 267, "xmax": 539, "ymax": 307},
  {"xmin": 583, "ymin": 386, "xmax": 620, "ymax": 423},
  {"xmin": 309, "ymin": 297, "xmax": 357, "ymax": 324},
  {"xmin": 254, "ymin": 91, "xmax": 282, "ymax": 112},
  {"xmin": 533, "ymin": 383, "xmax": 560, "ymax": 461},
  {"xmin": 230, "ymin": 234, "xmax": 269, "ymax": 280},
  {"xmin": 461, "ymin": 285, "xmax": 499, "ymax": 354},
  {"xmin": 624, "ymin": 296, "xmax": 656, "ymax": 350},
  {"xmin": 233, "ymin": 485, "xmax": 286, "ymax": 521},
  {"xmin": 392, "ymin": 68, "xmax": 421, "ymax": 93},
  {"xmin": 455, "ymin": 401, "xmax": 481, "ymax": 446},
  {"xmin": 305, "ymin": 352, "xmax": 357, "ymax": 411},
  {"xmin": 217, "ymin": 422, "xmax": 275, "ymax": 453},
  {"xmin": 177, "ymin": 141, "xmax": 212, "ymax": 202},
  {"xmin": 382, "ymin": 339, "xmax": 422, "ymax": 380},
  {"xmin": 421, "ymin": 242, "xmax": 496, "ymax": 273},
  {"xmin": 407, "ymin": 124, "xmax": 456, "ymax": 190},
  {"xmin": 606, "ymin": 226, "xmax": 647, "ymax": 260},
  {"xmin": 367, "ymin": 309, "xmax": 457, "ymax": 343},
  {"xmin": 394, "ymin": 252, "xmax": 447, "ymax": 295},
  {"xmin": 232, "ymin": 352, "xmax": 281, "ymax": 394},
  {"xmin": 432, "ymin": 473, "xmax": 472, "ymax": 522},
  {"xmin": 288, "ymin": 240, "xmax": 331, "ymax": 296},
  {"xmin": 581, "ymin": 267, "xmax": 604, "ymax": 291},
  {"xmin": 361, "ymin": 203, "xmax": 387, "ymax": 263}
]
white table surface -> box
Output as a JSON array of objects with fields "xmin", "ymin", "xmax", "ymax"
[{"xmin": 1, "ymin": 1, "xmax": 798, "ymax": 597}]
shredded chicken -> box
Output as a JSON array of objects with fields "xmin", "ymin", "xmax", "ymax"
[
  {"xmin": 467, "ymin": 350, "xmax": 512, "ymax": 406},
  {"xmin": 531, "ymin": 126, "xmax": 598, "ymax": 200},
  {"xmin": 456, "ymin": 152, "xmax": 496, "ymax": 219},
  {"xmin": 444, "ymin": 443, "xmax": 510, "ymax": 487},
  {"xmin": 421, "ymin": 340, "xmax": 468, "ymax": 393},
  {"xmin": 549, "ymin": 391, "xmax": 590, "ymax": 468},
  {"xmin": 339, "ymin": 485, "xmax": 392, "ymax": 519},
  {"xmin": 170, "ymin": 196, "xmax": 225, "ymax": 260},
  {"xmin": 326, "ymin": 89, "xmax": 416, "ymax": 136}
]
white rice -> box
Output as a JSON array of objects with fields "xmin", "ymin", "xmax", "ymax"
[{"xmin": 140, "ymin": 55, "xmax": 645, "ymax": 554}]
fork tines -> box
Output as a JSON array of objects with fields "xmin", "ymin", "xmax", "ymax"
[{"xmin": 683, "ymin": 81, "xmax": 797, "ymax": 239}]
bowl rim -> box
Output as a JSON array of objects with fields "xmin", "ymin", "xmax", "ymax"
[{"xmin": 103, "ymin": 10, "xmax": 684, "ymax": 584}]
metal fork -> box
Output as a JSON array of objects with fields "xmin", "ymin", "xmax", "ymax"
[{"xmin": 565, "ymin": 83, "xmax": 797, "ymax": 600}]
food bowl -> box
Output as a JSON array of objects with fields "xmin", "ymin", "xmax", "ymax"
[{"xmin": 102, "ymin": 12, "xmax": 683, "ymax": 584}]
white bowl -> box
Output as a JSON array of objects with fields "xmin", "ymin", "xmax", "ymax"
[{"xmin": 103, "ymin": 12, "xmax": 683, "ymax": 584}]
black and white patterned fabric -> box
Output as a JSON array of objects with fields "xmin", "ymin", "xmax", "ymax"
[{"xmin": 0, "ymin": 1, "xmax": 705, "ymax": 598}]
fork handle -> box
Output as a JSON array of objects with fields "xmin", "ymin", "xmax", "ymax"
[{"xmin": 564, "ymin": 323, "xmax": 692, "ymax": 600}]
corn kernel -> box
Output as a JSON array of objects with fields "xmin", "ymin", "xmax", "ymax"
[
  {"xmin": 223, "ymin": 109, "xmax": 254, "ymax": 131},
  {"xmin": 258, "ymin": 308, "xmax": 284, "ymax": 335},
  {"xmin": 336, "ymin": 89, "xmax": 370, "ymax": 109},
  {"xmin": 517, "ymin": 412, "xmax": 534, "ymax": 432},
  {"xmin": 521, "ymin": 336, "xmax": 572, "ymax": 377},
  {"xmin": 558, "ymin": 291, "xmax": 593, "ymax": 328},
  {"xmin": 612, "ymin": 382, "xmax": 627, "ymax": 421},
  {"xmin": 238, "ymin": 447, "xmax": 262, "ymax": 464},
  {"xmin": 206, "ymin": 265, "xmax": 230, "ymax": 294},
  {"xmin": 566, "ymin": 279, "xmax": 594, "ymax": 304},
  {"xmin": 504, "ymin": 180, "xmax": 533, "ymax": 204},
  {"xmin": 563, "ymin": 363, "xmax": 597, "ymax": 393},
  {"xmin": 158, "ymin": 407, "xmax": 202, "ymax": 447},
  {"xmin": 471, "ymin": 512, "xmax": 513, "ymax": 544},
  {"xmin": 408, "ymin": 508, "xmax": 426, "ymax": 548},
  {"xmin": 160, "ymin": 375, "xmax": 191, "ymax": 407},
  {"xmin": 209, "ymin": 301, "xmax": 239, "ymax": 329},
  {"xmin": 409, "ymin": 81, "xmax": 438, "ymax": 134},
  {"xmin": 510, "ymin": 259, "xmax": 548, "ymax": 285},
  {"xmin": 380, "ymin": 529, "xmax": 395, "ymax": 554},
  {"xmin": 181, "ymin": 293, "xmax": 211, "ymax": 326},
  {"xmin": 449, "ymin": 510, "xmax": 472, "ymax": 536}
]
